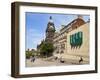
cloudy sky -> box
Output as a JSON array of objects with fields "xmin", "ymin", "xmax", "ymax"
[{"xmin": 25, "ymin": 12, "xmax": 90, "ymax": 50}]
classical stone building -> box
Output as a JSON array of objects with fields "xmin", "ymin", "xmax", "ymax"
[
  {"xmin": 45, "ymin": 16, "xmax": 55, "ymax": 43},
  {"xmin": 37, "ymin": 15, "xmax": 89, "ymax": 64},
  {"xmin": 53, "ymin": 15, "xmax": 89, "ymax": 64}
]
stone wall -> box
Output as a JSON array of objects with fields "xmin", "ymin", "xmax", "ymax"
[{"xmin": 63, "ymin": 22, "xmax": 89, "ymax": 63}]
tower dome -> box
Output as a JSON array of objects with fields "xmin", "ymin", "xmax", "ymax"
[{"xmin": 46, "ymin": 16, "xmax": 55, "ymax": 32}]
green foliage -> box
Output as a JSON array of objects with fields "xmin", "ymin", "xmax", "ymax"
[
  {"xmin": 26, "ymin": 51, "xmax": 31, "ymax": 59},
  {"xmin": 40, "ymin": 42, "xmax": 54, "ymax": 57},
  {"xmin": 26, "ymin": 50, "xmax": 36, "ymax": 59}
]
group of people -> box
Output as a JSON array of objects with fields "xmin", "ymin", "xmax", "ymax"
[
  {"xmin": 54, "ymin": 56, "xmax": 83, "ymax": 64},
  {"xmin": 54, "ymin": 56, "xmax": 65, "ymax": 63},
  {"xmin": 30, "ymin": 55, "xmax": 83, "ymax": 64}
]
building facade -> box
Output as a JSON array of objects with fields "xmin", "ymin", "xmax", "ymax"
[{"xmin": 53, "ymin": 16, "xmax": 89, "ymax": 64}]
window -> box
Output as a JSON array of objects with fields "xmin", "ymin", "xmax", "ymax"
[
  {"xmin": 70, "ymin": 31, "xmax": 83, "ymax": 47},
  {"xmin": 72, "ymin": 34, "xmax": 76, "ymax": 46}
]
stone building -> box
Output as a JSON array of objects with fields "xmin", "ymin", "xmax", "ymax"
[
  {"xmin": 53, "ymin": 15, "xmax": 89, "ymax": 64},
  {"xmin": 37, "ymin": 15, "xmax": 89, "ymax": 64},
  {"xmin": 45, "ymin": 16, "xmax": 55, "ymax": 43}
]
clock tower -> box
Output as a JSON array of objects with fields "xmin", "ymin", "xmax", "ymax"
[{"xmin": 45, "ymin": 16, "xmax": 55, "ymax": 43}]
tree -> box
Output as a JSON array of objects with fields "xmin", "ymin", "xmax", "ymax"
[
  {"xmin": 26, "ymin": 50, "xmax": 32, "ymax": 59},
  {"xmin": 26, "ymin": 49, "xmax": 36, "ymax": 59},
  {"xmin": 40, "ymin": 42, "xmax": 54, "ymax": 57}
]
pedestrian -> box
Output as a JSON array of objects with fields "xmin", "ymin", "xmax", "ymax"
[
  {"xmin": 30, "ymin": 56, "xmax": 33, "ymax": 62},
  {"xmin": 32, "ymin": 55, "xmax": 35, "ymax": 62},
  {"xmin": 60, "ymin": 57, "xmax": 65, "ymax": 63},
  {"xmin": 79, "ymin": 57, "xmax": 83, "ymax": 64},
  {"xmin": 55, "ymin": 57, "xmax": 58, "ymax": 60}
]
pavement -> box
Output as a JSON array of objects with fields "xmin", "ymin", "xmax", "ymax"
[{"xmin": 26, "ymin": 58, "xmax": 71, "ymax": 67}]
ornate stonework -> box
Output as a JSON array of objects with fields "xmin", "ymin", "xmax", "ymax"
[{"xmin": 45, "ymin": 16, "xmax": 55, "ymax": 43}]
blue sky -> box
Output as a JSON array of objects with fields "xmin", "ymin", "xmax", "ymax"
[{"xmin": 25, "ymin": 12, "xmax": 90, "ymax": 50}]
